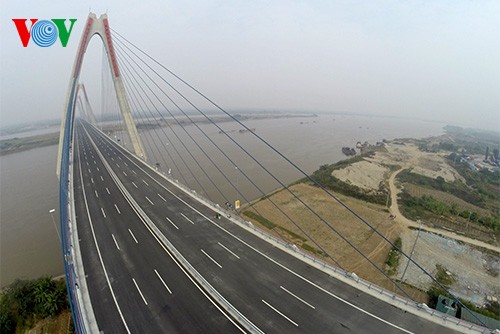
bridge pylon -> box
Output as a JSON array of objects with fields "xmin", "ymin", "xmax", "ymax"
[{"xmin": 57, "ymin": 12, "xmax": 146, "ymax": 177}]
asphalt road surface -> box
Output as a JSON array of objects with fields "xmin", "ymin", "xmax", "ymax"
[{"xmin": 73, "ymin": 120, "xmax": 461, "ymax": 333}]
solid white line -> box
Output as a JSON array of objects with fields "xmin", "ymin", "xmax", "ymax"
[
  {"xmin": 142, "ymin": 179, "xmax": 149, "ymax": 186},
  {"xmin": 180, "ymin": 213, "xmax": 195, "ymax": 225},
  {"xmin": 123, "ymin": 171, "xmax": 127, "ymax": 176},
  {"xmin": 132, "ymin": 181, "xmax": 138, "ymax": 188},
  {"xmin": 100, "ymin": 175, "xmax": 104, "ymax": 181},
  {"xmin": 101, "ymin": 207, "xmax": 106, "ymax": 218},
  {"xmin": 115, "ymin": 204, "xmax": 121, "ymax": 214},
  {"xmin": 113, "ymin": 152, "xmax": 415, "ymax": 333},
  {"xmin": 218, "ymin": 242, "xmax": 240, "ymax": 259},
  {"xmin": 166, "ymin": 217, "xmax": 179, "ymax": 230},
  {"xmin": 280, "ymin": 286, "xmax": 316, "ymax": 309},
  {"xmin": 112, "ymin": 234, "xmax": 120, "ymax": 250},
  {"xmin": 262, "ymin": 300, "xmax": 298, "ymax": 327},
  {"xmin": 201, "ymin": 249, "xmax": 222, "ymax": 269},
  {"xmin": 94, "ymin": 190, "xmax": 98, "ymax": 198},
  {"xmin": 132, "ymin": 278, "xmax": 148, "ymax": 305},
  {"xmin": 154, "ymin": 269, "xmax": 172, "ymax": 294},
  {"xmin": 145, "ymin": 196, "xmax": 154, "ymax": 205},
  {"xmin": 76, "ymin": 138, "xmax": 131, "ymax": 334},
  {"xmin": 106, "ymin": 187, "xmax": 110, "ymax": 194},
  {"xmin": 157, "ymin": 193, "xmax": 167, "ymax": 202},
  {"xmin": 128, "ymin": 229, "xmax": 139, "ymax": 243}
]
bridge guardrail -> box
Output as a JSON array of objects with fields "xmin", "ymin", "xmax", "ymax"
[
  {"xmin": 163, "ymin": 173, "xmax": 491, "ymax": 334},
  {"xmin": 96, "ymin": 125, "xmax": 491, "ymax": 334}
]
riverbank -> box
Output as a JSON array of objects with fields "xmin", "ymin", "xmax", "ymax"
[{"xmin": 241, "ymin": 131, "xmax": 499, "ymax": 307}]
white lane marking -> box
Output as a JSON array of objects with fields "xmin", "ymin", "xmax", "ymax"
[
  {"xmin": 112, "ymin": 234, "xmax": 120, "ymax": 250},
  {"xmin": 116, "ymin": 163, "xmax": 120, "ymax": 168},
  {"xmin": 166, "ymin": 217, "xmax": 179, "ymax": 230},
  {"xmin": 88, "ymin": 168, "xmax": 91, "ymax": 173},
  {"xmin": 94, "ymin": 190, "xmax": 98, "ymax": 198},
  {"xmin": 111, "ymin": 157, "xmax": 114, "ymax": 161},
  {"xmin": 106, "ymin": 187, "xmax": 110, "ymax": 194},
  {"xmin": 201, "ymin": 249, "xmax": 222, "ymax": 269},
  {"xmin": 157, "ymin": 193, "xmax": 167, "ymax": 202},
  {"xmin": 218, "ymin": 242, "xmax": 240, "ymax": 259},
  {"xmin": 100, "ymin": 175, "xmax": 104, "ymax": 181},
  {"xmin": 101, "ymin": 207, "xmax": 106, "ymax": 218},
  {"xmin": 132, "ymin": 278, "xmax": 148, "ymax": 305},
  {"xmin": 118, "ymin": 156, "xmax": 122, "ymax": 160},
  {"xmin": 132, "ymin": 170, "xmax": 137, "ymax": 175},
  {"xmin": 262, "ymin": 300, "xmax": 298, "ymax": 327},
  {"xmin": 280, "ymin": 286, "xmax": 316, "ymax": 309},
  {"xmin": 91, "ymin": 177, "xmax": 94, "ymax": 184},
  {"xmin": 97, "ymin": 167, "xmax": 100, "ymax": 171},
  {"xmin": 94, "ymin": 160, "xmax": 96, "ymax": 164},
  {"xmin": 128, "ymin": 229, "xmax": 139, "ymax": 244},
  {"xmin": 132, "ymin": 182, "xmax": 138, "ymax": 188},
  {"xmin": 115, "ymin": 204, "xmax": 121, "ymax": 214},
  {"xmin": 142, "ymin": 179, "xmax": 149, "ymax": 186},
  {"xmin": 86, "ymin": 161, "xmax": 89, "ymax": 166},
  {"xmin": 145, "ymin": 196, "xmax": 154, "ymax": 205},
  {"xmin": 123, "ymin": 171, "xmax": 127, "ymax": 176},
  {"xmin": 113, "ymin": 153, "xmax": 416, "ymax": 333},
  {"xmin": 124, "ymin": 162, "xmax": 128, "ymax": 166},
  {"xmin": 154, "ymin": 269, "xmax": 172, "ymax": 294},
  {"xmin": 180, "ymin": 213, "xmax": 195, "ymax": 225},
  {"xmin": 76, "ymin": 141, "xmax": 131, "ymax": 334}
]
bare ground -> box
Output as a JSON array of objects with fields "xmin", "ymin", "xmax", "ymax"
[{"xmin": 244, "ymin": 183, "xmax": 427, "ymax": 301}]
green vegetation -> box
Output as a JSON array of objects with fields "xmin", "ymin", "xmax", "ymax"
[
  {"xmin": 243, "ymin": 210, "xmax": 276, "ymax": 229},
  {"xmin": 301, "ymin": 243, "xmax": 327, "ymax": 257},
  {"xmin": 427, "ymin": 285, "xmax": 500, "ymax": 321},
  {"xmin": 448, "ymin": 159, "xmax": 500, "ymax": 207},
  {"xmin": 399, "ymin": 191, "xmax": 500, "ymax": 232},
  {"xmin": 385, "ymin": 237, "xmax": 402, "ymax": 276},
  {"xmin": 435, "ymin": 264, "xmax": 456, "ymax": 287},
  {"xmin": 243, "ymin": 210, "xmax": 307, "ymax": 242},
  {"xmin": 398, "ymin": 170, "xmax": 483, "ymax": 206},
  {"xmin": 309, "ymin": 157, "xmax": 388, "ymax": 205},
  {"xmin": 0, "ymin": 277, "xmax": 69, "ymax": 334}
]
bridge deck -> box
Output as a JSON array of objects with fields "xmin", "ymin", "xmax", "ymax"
[{"xmin": 74, "ymin": 120, "xmax": 460, "ymax": 333}]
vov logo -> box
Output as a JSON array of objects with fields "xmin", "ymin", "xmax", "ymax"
[{"xmin": 12, "ymin": 19, "xmax": 77, "ymax": 47}]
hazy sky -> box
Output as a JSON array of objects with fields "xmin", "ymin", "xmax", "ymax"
[{"xmin": 1, "ymin": 1, "xmax": 499, "ymax": 131}]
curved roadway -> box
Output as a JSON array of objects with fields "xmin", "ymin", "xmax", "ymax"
[{"xmin": 74, "ymin": 120, "xmax": 463, "ymax": 333}]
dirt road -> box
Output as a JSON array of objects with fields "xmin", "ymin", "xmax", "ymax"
[{"xmin": 388, "ymin": 168, "xmax": 499, "ymax": 253}]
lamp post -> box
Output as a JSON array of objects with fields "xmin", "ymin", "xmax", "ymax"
[
  {"xmin": 400, "ymin": 219, "xmax": 422, "ymax": 282},
  {"xmin": 49, "ymin": 209, "xmax": 61, "ymax": 243}
]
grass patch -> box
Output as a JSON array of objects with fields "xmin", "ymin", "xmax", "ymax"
[
  {"xmin": 435, "ymin": 264, "xmax": 456, "ymax": 288},
  {"xmin": 243, "ymin": 211, "xmax": 276, "ymax": 229},
  {"xmin": 385, "ymin": 237, "xmax": 402, "ymax": 276},
  {"xmin": 301, "ymin": 243, "xmax": 327, "ymax": 257}
]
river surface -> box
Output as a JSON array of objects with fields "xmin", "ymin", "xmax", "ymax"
[{"xmin": 0, "ymin": 114, "xmax": 444, "ymax": 288}]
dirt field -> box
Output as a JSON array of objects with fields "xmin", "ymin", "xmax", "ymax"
[
  {"xmin": 331, "ymin": 160, "xmax": 389, "ymax": 192},
  {"xmin": 243, "ymin": 182, "xmax": 427, "ymax": 300},
  {"xmin": 398, "ymin": 229, "xmax": 499, "ymax": 306}
]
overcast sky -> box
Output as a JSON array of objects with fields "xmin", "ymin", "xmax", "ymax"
[{"xmin": 1, "ymin": 1, "xmax": 499, "ymax": 131}]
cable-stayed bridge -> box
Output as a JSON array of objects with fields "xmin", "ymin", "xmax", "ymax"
[{"xmin": 56, "ymin": 13, "xmax": 492, "ymax": 333}]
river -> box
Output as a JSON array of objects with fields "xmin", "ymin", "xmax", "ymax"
[{"xmin": 0, "ymin": 114, "xmax": 444, "ymax": 288}]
